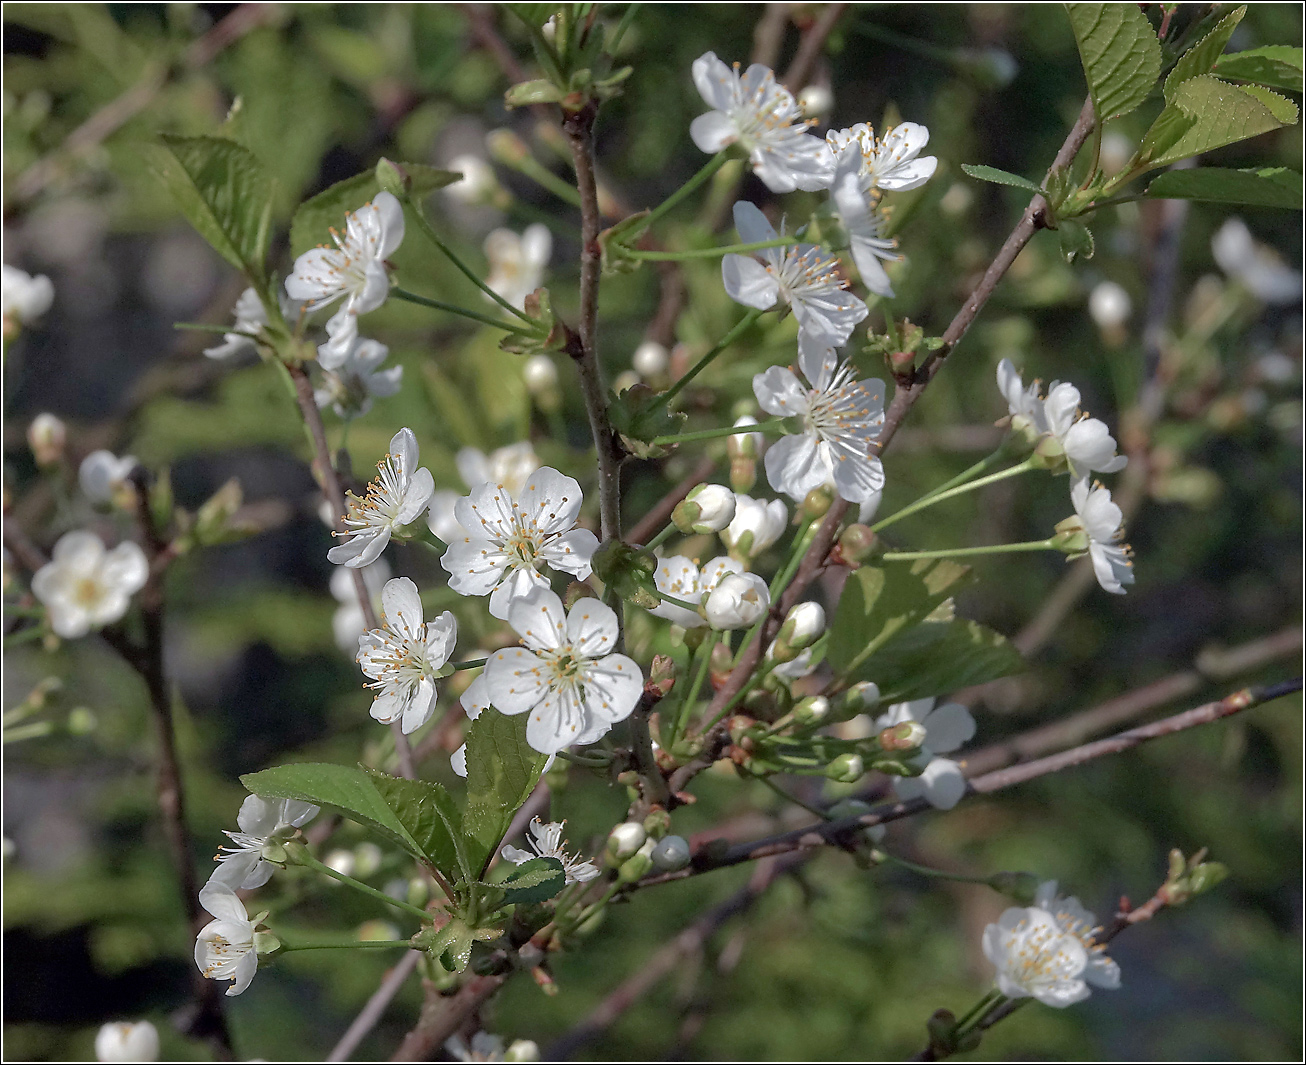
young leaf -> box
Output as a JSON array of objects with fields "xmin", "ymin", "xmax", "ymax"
[
  {"xmin": 1064, "ymin": 3, "xmax": 1163, "ymax": 121},
  {"xmin": 845, "ymin": 618, "xmax": 1024, "ymax": 702},
  {"xmin": 1214, "ymin": 46, "xmax": 1304, "ymax": 94},
  {"xmin": 1058, "ymin": 218, "xmax": 1095, "ymax": 263},
  {"xmin": 1145, "ymin": 167, "xmax": 1303, "ymax": 210},
  {"xmin": 364, "ymin": 769, "xmax": 468, "ymax": 883},
  {"xmin": 1139, "ymin": 75, "xmax": 1294, "ymax": 172},
  {"xmin": 462, "ymin": 709, "xmax": 550, "ymax": 875},
  {"xmin": 151, "ymin": 135, "xmax": 276, "ymax": 283},
  {"xmin": 1163, "ymin": 5, "xmax": 1246, "ymax": 100},
  {"xmin": 960, "ymin": 163, "xmax": 1045, "ymax": 196},
  {"xmin": 498, "ymin": 856, "xmax": 567, "ymax": 906},
  {"xmin": 1238, "ymin": 84, "xmax": 1300, "ymax": 125}
]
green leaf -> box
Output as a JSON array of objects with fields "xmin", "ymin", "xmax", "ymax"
[
  {"xmin": 1064, "ymin": 3, "xmax": 1163, "ymax": 120},
  {"xmin": 364, "ymin": 770, "xmax": 468, "ymax": 883},
  {"xmin": 463, "ymin": 710, "xmax": 549, "ymax": 875},
  {"xmin": 151, "ymin": 135, "xmax": 275, "ymax": 283},
  {"xmin": 498, "ymin": 857, "xmax": 566, "ymax": 906},
  {"xmin": 827, "ymin": 560, "xmax": 974, "ymax": 679},
  {"xmin": 1164, "ymin": 5, "xmax": 1245, "ymax": 100},
  {"xmin": 1145, "ymin": 167, "xmax": 1303, "ymax": 210},
  {"xmin": 1215, "ymin": 46, "xmax": 1304, "ymax": 94},
  {"xmin": 846, "ymin": 618, "xmax": 1025, "ymax": 702},
  {"xmin": 1058, "ymin": 218, "xmax": 1095, "ymax": 262},
  {"xmin": 1239, "ymin": 84, "xmax": 1300, "ymax": 125},
  {"xmin": 1139, "ymin": 75, "xmax": 1294, "ymax": 172},
  {"xmin": 959, "ymin": 164, "xmax": 1044, "ymax": 195}
]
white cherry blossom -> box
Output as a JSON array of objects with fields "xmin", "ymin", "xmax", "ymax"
[
  {"xmin": 485, "ymin": 224, "xmax": 551, "ymax": 310},
  {"xmin": 95, "ymin": 1021, "xmax": 159, "ymax": 1062},
  {"xmin": 483, "ymin": 587, "xmax": 642, "ymax": 755},
  {"xmin": 721, "ymin": 494, "xmax": 788, "ymax": 559},
  {"xmin": 32, "ymin": 531, "xmax": 148, "ymax": 639},
  {"xmin": 206, "ymin": 795, "xmax": 319, "ymax": 892},
  {"xmin": 1042, "ymin": 381, "xmax": 1128, "ymax": 478},
  {"xmin": 79, "ymin": 450, "xmax": 138, "ymax": 506},
  {"xmin": 440, "ymin": 467, "xmax": 598, "ymax": 620},
  {"xmin": 328, "ymin": 428, "xmax": 435, "ymax": 568},
  {"xmin": 723, "ymin": 202, "xmax": 867, "ymax": 348},
  {"xmin": 649, "ymin": 554, "xmax": 742, "ymax": 628},
  {"xmin": 358, "ymin": 577, "xmax": 458, "ymax": 734},
  {"xmin": 1034, "ymin": 880, "xmax": 1122, "ymax": 992},
  {"xmin": 1212, "ymin": 217, "xmax": 1302, "ymax": 305},
  {"xmin": 829, "ymin": 122, "xmax": 937, "ymax": 192},
  {"xmin": 313, "ymin": 336, "xmax": 403, "ymax": 418},
  {"xmin": 502, "ymin": 818, "xmax": 600, "ymax": 885},
  {"xmin": 203, "ymin": 287, "xmax": 267, "ymax": 361},
  {"xmin": 754, "ymin": 335, "xmax": 885, "ymax": 506},
  {"xmin": 704, "ymin": 571, "xmax": 770, "ymax": 629},
  {"xmin": 689, "ymin": 53, "xmax": 833, "ymax": 193},
  {"xmin": 428, "ymin": 442, "xmax": 541, "ymax": 543},
  {"xmin": 874, "ymin": 698, "xmax": 976, "ymax": 810},
  {"xmin": 2, "ymin": 264, "xmax": 54, "ymax": 330},
  {"xmin": 996, "ymin": 359, "xmax": 1047, "ymax": 434},
  {"xmin": 27, "ymin": 412, "xmax": 66, "ymax": 467},
  {"xmin": 1069, "ymin": 478, "xmax": 1134, "ymax": 595},
  {"xmin": 981, "ymin": 905, "xmax": 1092, "ymax": 1007},
  {"xmin": 330, "ymin": 558, "xmax": 390, "ymax": 653},
  {"xmin": 195, "ymin": 883, "xmax": 260, "ymax": 997}
]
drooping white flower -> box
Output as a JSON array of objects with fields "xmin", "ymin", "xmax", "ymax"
[
  {"xmin": 313, "ymin": 336, "xmax": 403, "ymax": 418},
  {"xmin": 705, "ymin": 571, "xmax": 770, "ymax": 629},
  {"xmin": 284, "ymin": 192, "xmax": 405, "ymax": 364},
  {"xmin": 328, "ymin": 428, "xmax": 435, "ymax": 568},
  {"xmin": 649, "ymin": 554, "xmax": 741, "ymax": 628},
  {"xmin": 203, "ymin": 287, "xmax": 268, "ymax": 361},
  {"xmin": 195, "ymin": 883, "xmax": 260, "ymax": 997},
  {"xmin": 483, "ymin": 586, "xmax": 642, "ymax": 754},
  {"xmin": 721, "ymin": 494, "xmax": 788, "ymax": 559},
  {"xmin": 428, "ymin": 442, "xmax": 542, "ymax": 543},
  {"xmin": 1069, "ymin": 478, "xmax": 1134, "ymax": 595},
  {"xmin": 723, "ymin": 202, "xmax": 867, "ymax": 348},
  {"xmin": 27, "ymin": 412, "xmax": 66, "ymax": 467},
  {"xmin": 31, "ymin": 531, "xmax": 148, "ymax": 639},
  {"xmin": 501, "ymin": 818, "xmax": 600, "ymax": 884},
  {"xmin": 1042, "ymin": 381, "xmax": 1128, "ymax": 479},
  {"xmin": 981, "ymin": 905, "xmax": 1092, "ymax": 1007},
  {"xmin": 484, "ymin": 224, "xmax": 551, "ymax": 310},
  {"xmin": 2, "ymin": 264, "xmax": 54, "ymax": 329},
  {"xmin": 95, "ymin": 1021, "xmax": 160, "ymax": 1062},
  {"xmin": 689, "ymin": 53, "xmax": 834, "ymax": 193},
  {"xmin": 1034, "ymin": 880, "xmax": 1122, "ymax": 992},
  {"xmin": 330, "ymin": 558, "xmax": 390, "ymax": 652},
  {"xmin": 441, "ymin": 467, "xmax": 599, "ymax": 620},
  {"xmin": 206, "ymin": 795, "xmax": 320, "ymax": 892},
  {"xmin": 1212, "ymin": 217, "xmax": 1302, "ymax": 305},
  {"xmin": 79, "ymin": 450, "xmax": 138, "ymax": 506},
  {"xmin": 358, "ymin": 577, "xmax": 458, "ymax": 734},
  {"xmin": 874, "ymin": 698, "xmax": 976, "ymax": 810},
  {"xmin": 754, "ymin": 335, "xmax": 885, "ymax": 506}
]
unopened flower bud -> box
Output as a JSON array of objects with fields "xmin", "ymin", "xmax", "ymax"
[
  {"xmin": 27, "ymin": 413, "xmax": 66, "ymax": 467},
  {"xmin": 841, "ymin": 682, "xmax": 881, "ymax": 716},
  {"xmin": 505, "ymin": 1039, "xmax": 542, "ymax": 1062},
  {"xmin": 642, "ymin": 806, "xmax": 671, "ymax": 839},
  {"xmin": 797, "ymin": 83, "xmax": 833, "ymax": 120},
  {"xmin": 777, "ymin": 601, "xmax": 825, "ymax": 651},
  {"xmin": 837, "ymin": 524, "xmax": 877, "ymax": 566},
  {"xmin": 443, "ymin": 154, "xmax": 501, "ymax": 205},
  {"xmin": 879, "ymin": 720, "xmax": 927, "ymax": 752},
  {"xmin": 607, "ymin": 821, "xmax": 647, "ymax": 861},
  {"xmin": 793, "ymin": 695, "xmax": 830, "ymax": 725},
  {"xmin": 95, "ymin": 1021, "xmax": 159, "ymax": 1063},
  {"xmin": 729, "ymin": 455, "xmax": 757, "ymax": 493},
  {"xmin": 825, "ymin": 752, "xmax": 865, "ymax": 783},
  {"xmin": 801, "ymin": 484, "xmax": 834, "ymax": 520},
  {"xmin": 727, "ymin": 415, "xmax": 764, "ymax": 460},
  {"xmin": 723, "ymin": 494, "xmax": 787, "ymax": 560},
  {"xmin": 888, "ymin": 348, "xmax": 916, "ymax": 375},
  {"xmin": 673, "ymin": 484, "xmax": 736, "ymax": 533},
  {"xmin": 705, "ymin": 572, "xmax": 770, "ymax": 630},
  {"xmin": 523, "ymin": 354, "xmax": 559, "ymax": 394},
  {"xmin": 646, "ymin": 654, "xmax": 676, "ymax": 699},
  {"xmin": 632, "ymin": 339, "xmax": 669, "ymax": 378},
  {"xmin": 650, "ymin": 835, "xmax": 691, "ymax": 871},
  {"xmin": 618, "ymin": 838, "xmax": 656, "ymax": 882}
]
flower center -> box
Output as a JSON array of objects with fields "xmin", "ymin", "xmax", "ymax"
[
  {"xmin": 73, "ymin": 577, "xmax": 103, "ymax": 606},
  {"xmin": 1007, "ymin": 918, "xmax": 1080, "ymax": 986}
]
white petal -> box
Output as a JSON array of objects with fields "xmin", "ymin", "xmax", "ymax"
[
  {"xmin": 488, "ymin": 564, "xmax": 549, "ymax": 620},
  {"xmin": 516, "ymin": 467, "xmax": 584, "ymax": 534},
  {"xmin": 689, "ymin": 110, "xmax": 737, "ymax": 153},
  {"xmin": 236, "ymin": 795, "xmax": 279, "ymax": 836},
  {"xmin": 1043, "ymin": 382, "xmax": 1081, "ymax": 439},
  {"xmin": 537, "ymin": 528, "xmax": 599, "ymax": 579},
  {"xmin": 722, "ymin": 255, "xmax": 779, "ymax": 310},
  {"xmin": 731, "ymin": 200, "xmax": 778, "ymax": 245},
  {"xmin": 381, "ymin": 576, "xmax": 424, "ymax": 639},
  {"xmin": 505, "ymin": 585, "xmax": 568, "ymax": 651},
  {"xmin": 753, "ymin": 365, "xmax": 808, "ymax": 417},
  {"xmin": 396, "ymin": 467, "xmax": 436, "ymax": 525},
  {"xmin": 484, "ymin": 648, "xmax": 550, "ymax": 715},
  {"xmin": 691, "ymin": 52, "xmax": 737, "ymax": 112},
  {"xmin": 581, "ymin": 655, "xmax": 643, "ymax": 723},
  {"xmin": 372, "ymin": 191, "xmax": 406, "ymax": 259},
  {"xmin": 922, "ymin": 702, "xmax": 976, "ymax": 753},
  {"xmin": 565, "ymin": 599, "xmax": 621, "ymax": 656},
  {"xmin": 764, "ymin": 433, "xmax": 830, "ymax": 501},
  {"xmin": 441, "ymin": 537, "xmax": 509, "ymax": 597},
  {"xmin": 525, "ymin": 687, "xmax": 586, "ymax": 754}
]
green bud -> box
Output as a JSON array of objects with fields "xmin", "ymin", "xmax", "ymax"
[
  {"xmin": 987, "ymin": 871, "xmax": 1042, "ymax": 905},
  {"xmin": 618, "ymin": 839, "xmax": 656, "ymax": 883},
  {"xmin": 1184, "ymin": 861, "xmax": 1229, "ymax": 898},
  {"xmin": 836, "ymin": 524, "xmax": 878, "ymax": 566},
  {"xmin": 870, "ymin": 756, "xmax": 920, "ymax": 778},
  {"xmin": 826, "ymin": 753, "xmax": 865, "ymax": 783},
  {"xmin": 801, "ymin": 485, "xmax": 834, "ymax": 520},
  {"xmin": 407, "ymin": 877, "xmax": 429, "ymax": 908},
  {"xmin": 729, "ymin": 455, "xmax": 758, "ymax": 493},
  {"xmin": 1051, "ymin": 515, "xmax": 1090, "ymax": 555},
  {"xmin": 642, "ymin": 807, "xmax": 671, "ymax": 840},
  {"xmin": 375, "ymin": 157, "xmax": 408, "ymax": 197},
  {"xmin": 793, "ymin": 696, "xmax": 830, "ymax": 725},
  {"xmin": 879, "ymin": 721, "xmax": 926, "ymax": 753},
  {"xmin": 485, "ymin": 127, "xmax": 531, "ymax": 165},
  {"xmin": 253, "ymin": 930, "xmax": 282, "ymax": 956},
  {"xmin": 505, "ymin": 79, "xmax": 567, "ymax": 108},
  {"xmin": 1031, "ymin": 433, "xmax": 1068, "ymax": 472},
  {"xmin": 590, "ymin": 539, "xmax": 658, "ymax": 608}
]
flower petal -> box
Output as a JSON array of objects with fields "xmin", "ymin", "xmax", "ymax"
[
  {"xmin": 722, "ymin": 255, "xmax": 779, "ymax": 310},
  {"xmin": 565, "ymin": 599, "xmax": 621, "ymax": 656},
  {"xmin": 753, "ymin": 365, "xmax": 808, "ymax": 417},
  {"xmin": 689, "ymin": 110, "xmax": 737, "ymax": 153},
  {"xmin": 581, "ymin": 654, "xmax": 643, "ymax": 723},
  {"xmin": 381, "ymin": 576, "xmax": 424, "ymax": 639}
]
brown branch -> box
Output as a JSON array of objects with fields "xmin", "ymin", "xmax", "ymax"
[
  {"xmin": 626, "ymin": 455, "xmax": 716, "ymax": 546},
  {"xmin": 328, "ymin": 951, "xmax": 423, "ymax": 1062},
  {"xmin": 781, "ymin": 3, "xmax": 850, "ymax": 91}
]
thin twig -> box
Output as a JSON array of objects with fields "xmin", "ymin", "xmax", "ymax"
[{"xmin": 781, "ymin": 3, "xmax": 850, "ymax": 90}]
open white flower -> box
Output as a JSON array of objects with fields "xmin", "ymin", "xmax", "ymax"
[
  {"xmin": 95, "ymin": 1021, "xmax": 159, "ymax": 1062},
  {"xmin": 502, "ymin": 818, "xmax": 600, "ymax": 885},
  {"xmin": 203, "ymin": 287, "xmax": 267, "ymax": 361},
  {"xmin": 358, "ymin": 577, "xmax": 457, "ymax": 734},
  {"xmin": 330, "ymin": 558, "xmax": 390, "ymax": 653},
  {"xmin": 996, "ymin": 359, "xmax": 1047, "ymax": 434},
  {"xmin": 2, "ymin": 264, "xmax": 54, "ymax": 330},
  {"xmin": 723, "ymin": 202, "xmax": 867, "ymax": 348},
  {"xmin": 689, "ymin": 53, "xmax": 833, "ymax": 193},
  {"xmin": 207, "ymin": 795, "xmax": 319, "ymax": 892},
  {"xmin": 1042, "ymin": 381, "xmax": 1128, "ymax": 478},
  {"xmin": 483, "ymin": 586, "xmax": 642, "ymax": 755},
  {"xmin": 428, "ymin": 442, "xmax": 541, "ymax": 543},
  {"xmin": 704, "ymin": 571, "xmax": 770, "ymax": 629},
  {"xmin": 1034, "ymin": 880, "xmax": 1122, "ymax": 992},
  {"xmin": 754, "ymin": 335, "xmax": 885, "ymax": 506},
  {"xmin": 284, "ymin": 191, "xmax": 405, "ymax": 364},
  {"xmin": 195, "ymin": 883, "xmax": 260, "ymax": 997},
  {"xmin": 79, "ymin": 450, "xmax": 139, "ymax": 506},
  {"xmin": 32, "ymin": 531, "xmax": 148, "ymax": 639},
  {"xmin": 328, "ymin": 428, "xmax": 435, "ymax": 568},
  {"xmin": 314, "ymin": 336, "xmax": 403, "ymax": 419},
  {"xmin": 1069, "ymin": 478, "xmax": 1134, "ymax": 595},
  {"xmin": 1212, "ymin": 217, "xmax": 1302, "ymax": 305},
  {"xmin": 830, "ymin": 122, "xmax": 937, "ymax": 192},
  {"xmin": 649, "ymin": 554, "xmax": 741, "ymax": 628},
  {"xmin": 484, "ymin": 224, "xmax": 551, "ymax": 310},
  {"xmin": 441, "ymin": 466, "xmax": 598, "ymax": 620},
  {"xmin": 982, "ymin": 905, "xmax": 1092, "ymax": 1007},
  {"xmin": 721, "ymin": 494, "xmax": 788, "ymax": 559},
  {"xmin": 874, "ymin": 698, "xmax": 976, "ymax": 810}
]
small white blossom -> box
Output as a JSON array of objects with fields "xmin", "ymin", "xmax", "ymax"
[
  {"xmin": 754, "ymin": 335, "xmax": 885, "ymax": 506},
  {"xmin": 502, "ymin": 818, "xmax": 600, "ymax": 884},
  {"xmin": 1212, "ymin": 217, "xmax": 1302, "ymax": 305},
  {"xmin": 330, "ymin": 558, "xmax": 390, "ymax": 653},
  {"xmin": 721, "ymin": 494, "xmax": 788, "ymax": 559},
  {"xmin": 689, "ymin": 52, "xmax": 834, "ymax": 193},
  {"xmin": 32, "ymin": 531, "xmax": 148, "ymax": 639},
  {"xmin": 2, "ymin": 264, "xmax": 54, "ymax": 329},
  {"xmin": 874, "ymin": 698, "xmax": 976, "ymax": 810},
  {"xmin": 428, "ymin": 442, "xmax": 542, "ymax": 543},
  {"xmin": 1034, "ymin": 880, "xmax": 1122, "ymax": 992},
  {"xmin": 522, "ymin": 354, "xmax": 559, "ymax": 394},
  {"xmin": 441, "ymin": 466, "xmax": 598, "ymax": 620},
  {"xmin": 207, "ymin": 795, "xmax": 319, "ymax": 892},
  {"xmin": 632, "ymin": 339, "xmax": 669, "ymax": 378},
  {"xmin": 195, "ymin": 883, "xmax": 260, "ymax": 997},
  {"xmin": 284, "ymin": 192, "xmax": 405, "ymax": 364},
  {"xmin": 328, "ymin": 428, "xmax": 435, "ymax": 568},
  {"xmin": 79, "ymin": 450, "xmax": 138, "ymax": 506},
  {"xmin": 313, "ymin": 335, "xmax": 403, "ymax": 418},
  {"xmin": 1088, "ymin": 281, "xmax": 1131, "ymax": 330},
  {"xmin": 649, "ymin": 554, "xmax": 741, "ymax": 628},
  {"xmin": 204, "ymin": 287, "xmax": 267, "ymax": 361},
  {"xmin": 607, "ymin": 821, "xmax": 648, "ymax": 859},
  {"xmin": 485, "ymin": 224, "xmax": 551, "ymax": 310},
  {"xmin": 1069, "ymin": 478, "xmax": 1134, "ymax": 595},
  {"xmin": 483, "ymin": 586, "xmax": 642, "ymax": 755},
  {"xmin": 679, "ymin": 483, "xmax": 737, "ymax": 533},
  {"xmin": 981, "ymin": 905, "xmax": 1092, "ymax": 1007},
  {"xmin": 358, "ymin": 577, "xmax": 457, "ymax": 734},
  {"xmin": 95, "ymin": 1021, "xmax": 159, "ymax": 1062},
  {"xmin": 27, "ymin": 412, "xmax": 66, "ymax": 466},
  {"xmin": 723, "ymin": 202, "xmax": 867, "ymax": 348},
  {"xmin": 705, "ymin": 571, "xmax": 770, "ymax": 630},
  {"xmin": 1043, "ymin": 381, "xmax": 1128, "ymax": 478},
  {"xmin": 444, "ymin": 154, "xmax": 501, "ymax": 205}
]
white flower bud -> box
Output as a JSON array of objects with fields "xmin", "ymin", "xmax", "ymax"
[
  {"xmin": 727, "ymin": 415, "xmax": 764, "ymax": 460},
  {"xmin": 607, "ymin": 821, "xmax": 647, "ymax": 860},
  {"xmin": 797, "ymin": 84, "xmax": 833, "ymax": 119},
  {"xmin": 880, "ymin": 719, "xmax": 928, "ymax": 752},
  {"xmin": 679, "ymin": 484, "xmax": 736, "ymax": 533},
  {"xmin": 324, "ymin": 849, "xmax": 355, "ymax": 878},
  {"xmin": 780, "ymin": 601, "xmax": 825, "ymax": 648},
  {"xmin": 722, "ymin": 494, "xmax": 787, "ymax": 559},
  {"xmin": 632, "ymin": 339, "xmax": 669, "ymax": 378},
  {"xmin": 793, "ymin": 695, "xmax": 830, "ymax": 725},
  {"xmin": 522, "ymin": 354, "xmax": 558, "ymax": 393},
  {"xmin": 1098, "ymin": 131, "xmax": 1134, "ymax": 177},
  {"xmin": 825, "ymin": 752, "xmax": 865, "ymax": 783},
  {"xmin": 27, "ymin": 412, "xmax": 66, "ymax": 467},
  {"xmin": 650, "ymin": 835, "xmax": 691, "ymax": 872},
  {"xmin": 1088, "ymin": 281, "xmax": 1131, "ymax": 330},
  {"xmin": 705, "ymin": 572, "xmax": 770, "ymax": 630},
  {"xmin": 443, "ymin": 154, "xmax": 499, "ymax": 205},
  {"xmin": 506, "ymin": 1039, "xmax": 542, "ymax": 1062},
  {"xmin": 96, "ymin": 1021, "xmax": 159, "ymax": 1062},
  {"xmin": 844, "ymin": 681, "xmax": 881, "ymax": 711},
  {"xmin": 78, "ymin": 450, "xmax": 138, "ymax": 506}
]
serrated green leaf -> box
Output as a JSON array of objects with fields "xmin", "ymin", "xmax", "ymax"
[
  {"xmin": 151, "ymin": 135, "xmax": 275, "ymax": 282},
  {"xmin": 1239, "ymin": 84, "xmax": 1300, "ymax": 125},
  {"xmin": 1215, "ymin": 45, "xmax": 1304, "ymax": 94},
  {"xmin": 1058, "ymin": 218, "xmax": 1095, "ymax": 262},
  {"xmin": 498, "ymin": 857, "xmax": 566, "ymax": 905},
  {"xmin": 1146, "ymin": 167, "xmax": 1303, "ymax": 210},
  {"xmin": 846, "ymin": 618, "xmax": 1024, "ymax": 702},
  {"xmin": 1064, "ymin": 3, "xmax": 1163, "ymax": 120},
  {"xmin": 463, "ymin": 710, "xmax": 549, "ymax": 876},
  {"xmin": 1164, "ymin": 6, "xmax": 1245, "ymax": 100},
  {"xmin": 828, "ymin": 560, "xmax": 974, "ymax": 679},
  {"xmin": 1140, "ymin": 75, "xmax": 1292, "ymax": 172},
  {"xmin": 364, "ymin": 769, "xmax": 468, "ymax": 883},
  {"xmin": 959, "ymin": 163, "xmax": 1044, "ymax": 195}
]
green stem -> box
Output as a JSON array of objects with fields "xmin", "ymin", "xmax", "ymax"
[
  {"xmin": 651, "ymin": 418, "xmax": 787, "ymax": 447},
  {"xmin": 501, "ymin": 154, "xmax": 584, "ymax": 208},
  {"xmin": 648, "ymin": 308, "xmax": 764, "ymax": 414},
  {"xmin": 876, "ymin": 850, "xmax": 995, "ymax": 887},
  {"xmin": 669, "ymin": 631, "xmax": 719, "ymax": 748},
  {"xmin": 870, "ymin": 457, "xmax": 1037, "ymax": 534},
  {"xmin": 917, "ymin": 448, "xmax": 1006, "ymax": 503},
  {"xmin": 564, "ymin": 881, "xmax": 621, "ymax": 933},
  {"xmin": 655, "ymin": 590, "xmax": 702, "ymax": 615},
  {"xmin": 954, "ymin": 989, "xmax": 1008, "ymax": 1039},
  {"xmin": 449, "ymin": 657, "xmax": 488, "ymax": 671},
  {"xmin": 172, "ymin": 322, "xmax": 260, "ymax": 337},
  {"xmin": 644, "ymin": 151, "xmax": 731, "ymax": 228},
  {"xmin": 277, "ymin": 938, "xmax": 413, "ymax": 953},
  {"xmin": 293, "ymin": 849, "xmax": 433, "ymax": 922},
  {"xmin": 4, "ymin": 627, "xmax": 48, "ymax": 647},
  {"xmin": 880, "ymin": 538, "xmax": 1056, "ymax": 562},
  {"xmin": 391, "ymin": 287, "xmax": 527, "ymax": 332},
  {"xmin": 643, "ymin": 522, "xmax": 678, "ymax": 551},
  {"xmin": 626, "ymin": 236, "xmax": 797, "ymax": 261},
  {"xmin": 556, "ymin": 749, "xmax": 612, "ymax": 768}
]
